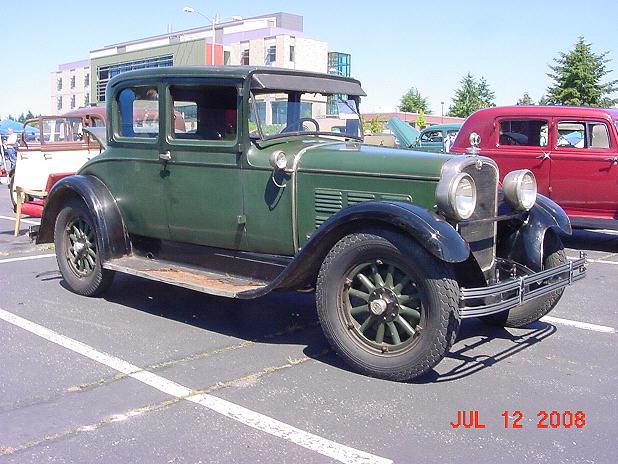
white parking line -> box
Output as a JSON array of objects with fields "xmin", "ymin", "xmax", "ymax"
[
  {"xmin": 0, "ymin": 215, "xmax": 39, "ymax": 225},
  {"xmin": 0, "ymin": 307, "xmax": 391, "ymax": 464},
  {"xmin": 541, "ymin": 316, "xmax": 616, "ymax": 334},
  {"xmin": 0, "ymin": 254, "xmax": 56, "ymax": 264}
]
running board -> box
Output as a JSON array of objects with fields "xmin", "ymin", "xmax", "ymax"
[{"xmin": 103, "ymin": 256, "xmax": 269, "ymax": 298}]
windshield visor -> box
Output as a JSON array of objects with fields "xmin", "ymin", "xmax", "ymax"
[{"xmin": 250, "ymin": 91, "xmax": 362, "ymax": 141}]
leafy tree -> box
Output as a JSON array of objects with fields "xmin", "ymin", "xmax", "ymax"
[
  {"xmin": 538, "ymin": 95, "xmax": 551, "ymax": 105},
  {"xmin": 546, "ymin": 37, "xmax": 618, "ymax": 106},
  {"xmin": 17, "ymin": 113, "xmax": 26, "ymax": 123},
  {"xmin": 366, "ymin": 117, "xmax": 383, "ymax": 134},
  {"xmin": 25, "ymin": 110, "xmax": 35, "ymax": 120},
  {"xmin": 416, "ymin": 111, "xmax": 427, "ymax": 129},
  {"xmin": 448, "ymin": 73, "xmax": 495, "ymax": 117},
  {"xmin": 517, "ymin": 92, "xmax": 535, "ymax": 105},
  {"xmin": 399, "ymin": 87, "xmax": 431, "ymax": 114}
]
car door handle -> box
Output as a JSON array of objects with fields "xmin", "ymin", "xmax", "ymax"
[
  {"xmin": 605, "ymin": 156, "xmax": 618, "ymax": 165},
  {"xmin": 159, "ymin": 151, "xmax": 172, "ymax": 162},
  {"xmin": 536, "ymin": 152, "xmax": 551, "ymax": 160}
]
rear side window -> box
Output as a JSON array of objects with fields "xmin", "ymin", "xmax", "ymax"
[
  {"xmin": 117, "ymin": 86, "xmax": 160, "ymax": 138},
  {"xmin": 420, "ymin": 130, "xmax": 443, "ymax": 143},
  {"xmin": 499, "ymin": 120, "xmax": 548, "ymax": 147},
  {"xmin": 557, "ymin": 121, "xmax": 610, "ymax": 149},
  {"xmin": 170, "ymin": 85, "xmax": 238, "ymax": 142}
]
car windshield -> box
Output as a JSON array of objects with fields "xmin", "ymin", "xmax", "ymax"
[{"xmin": 249, "ymin": 91, "xmax": 362, "ymax": 141}]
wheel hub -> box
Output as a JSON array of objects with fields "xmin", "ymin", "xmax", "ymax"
[
  {"xmin": 73, "ymin": 241, "xmax": 87, "ymax": 257},
  {"xmin": 369, "ymin": 287, "xmax": 400, "ymax": 322}
]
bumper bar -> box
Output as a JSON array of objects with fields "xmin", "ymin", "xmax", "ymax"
[{"xmin": 459, "ymin": 253, "xmax": 587, "ymax": 319}]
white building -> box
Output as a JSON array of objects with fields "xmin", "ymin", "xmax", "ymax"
[{"xmin": 50, "ymin": 59, "xmax": 91, "ymax": 114}]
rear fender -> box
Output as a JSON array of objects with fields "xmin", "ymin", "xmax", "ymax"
[{"xmin": 37, "ymin": 175, "xmax": 130, "ymax": 260}]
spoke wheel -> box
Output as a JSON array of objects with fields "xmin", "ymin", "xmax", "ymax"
[
  {"xmin": 54, "ymin": 198, "xmax": 114, "ymax": 297},
  {"xmin": 64, "ymin": 216, "xmax": 98, "ymax": 278},
  {"xmin": 343, "ymin": 260, "xmax": 425, "ymax": 354}
]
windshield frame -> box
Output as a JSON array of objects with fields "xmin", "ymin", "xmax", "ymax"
[{"xmin": 249, "ymin": 89, "xmax": 364, "ymax": 142}]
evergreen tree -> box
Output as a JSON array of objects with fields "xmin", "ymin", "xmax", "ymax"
[
  {"xmin": 546, "ymin": 37, "xmax": 618, "ymax": 106},
  {"xmin": 399, "ymin": 87, "xmax": 431, "ymax": 114},
  {"xmin": 517, "ymin": 92, "xmax": 535, "ymax": 105},
  {"xmin": 448, "ymin": 73, "xmax": 495, "ymax": 117}
]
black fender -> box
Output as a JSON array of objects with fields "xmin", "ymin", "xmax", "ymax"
[
  {"xmin": 37, "ymin": 175, "xmax": 130, "ymax": 261},
  {"xmin": 246, "ymin": 201, "xmax": 470, "ymax": 295},
  {"xmin": 499, "ymin": 194, "xmax": 571, "ymax": 272}
]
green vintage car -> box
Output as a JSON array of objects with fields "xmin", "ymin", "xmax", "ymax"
[{"xmin": 35, "ymin": 67, "xmax": 586, "ymax": 381}]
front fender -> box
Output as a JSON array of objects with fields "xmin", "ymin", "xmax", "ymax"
[
  {"xmin": 265, "ymin": 201, "xmax": 469, "ymax": 292},
  {"xmin": 37, "ymin": 175, "xmax": 130, "ymax": 261},
  {"xmin": 499, "ymin": 194, "xmax": 571, "ymax": 272}
]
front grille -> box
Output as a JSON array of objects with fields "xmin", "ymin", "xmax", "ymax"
[{"xmin": 459, "ymin": 163, "xmax": 498, "ymax": 271}]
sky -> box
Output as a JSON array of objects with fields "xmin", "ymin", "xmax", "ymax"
[{"xmin": 1, "ymin": 0, "xmax": 618, "ymax": 118}]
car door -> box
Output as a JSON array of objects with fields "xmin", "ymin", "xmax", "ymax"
[
  {"xmin": 162, "ymin": 79, "xmax": 245, "ymax": 249},
  {"xmin": 88, "ymin": 83, "xmax": 171, "ymax": 240},
  {"xmin": 482, "ymin": 117, "xmax": 552, "ymax": 194},
  {"xmin": 549, "ymin": 117, "xmax": 618, "ymax": 219}
]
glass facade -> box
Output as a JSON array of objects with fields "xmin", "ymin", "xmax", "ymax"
[
  {"xmin": 327, "ymin": 52, "xmax": 352, "ymax": 115},
  {"xmin": 97, "ymin": 54, "xmax": 173, "ymax": 102}
]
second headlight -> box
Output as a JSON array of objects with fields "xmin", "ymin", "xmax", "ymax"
[{"xmin": 503, "ymin": 169, "xmax": 537, "ymax": 211}]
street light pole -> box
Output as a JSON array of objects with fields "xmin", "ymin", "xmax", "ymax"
[
  {"xmin": 441, "ymin": 101, "xmax": 444, "ymax": 123},
  {"xmin": 183, "ymin": 7, "xmax": 242, "ymax": 66}
]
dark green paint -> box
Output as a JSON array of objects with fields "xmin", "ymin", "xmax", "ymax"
[{"xmin": 80, "ymin": 67, "xmax": 456, "ymax": 257}]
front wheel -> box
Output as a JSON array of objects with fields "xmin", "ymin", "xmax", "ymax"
[
  {"xmin": 8, "ymin": 171, "xmax": 17, "ymax": 211},
  {"xmin": 483, "ymin": 232, "xmax": 567, "ymax": 328},
  {"xmin": 54, "ymin": 199, "xmax": 114, "ymax": 296},
  {"xmin": 316, "ymin": 229, "xmax": 460, "ymax": 381}
]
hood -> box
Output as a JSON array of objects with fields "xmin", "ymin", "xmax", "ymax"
[
  {"xmin": 297, "ymin": 140, "xmax": 451, "ymax": 180},
  {"xmin": 386, "ymin": 117, "xmax": 420, "ymax": 148}
]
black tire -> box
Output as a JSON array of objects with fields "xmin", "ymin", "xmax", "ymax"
[
  {"xmin": 54, "ymin": 198, "xmax": 114, "ymax": 296},
  {"xmin": 316, "ymin": 228, "xmax": 460, "ymax": 381},
  {"xmin": 8, "ymin": 171, "xmax": 17, "ymax": 212},
  {"xmin": 483, "ymin": 232, "xmax": 567, "ymax": 328}
]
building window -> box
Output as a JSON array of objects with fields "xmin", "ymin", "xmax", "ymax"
[
  {"xmin": 289, "ymin": 45, "xmax": 295, "ymax": 62},
  {"xmin": 57, "ymin": 77, "xmax": 62, "ymax": 91},
  {"xmin": 224, "ymin": 51, "xmax": 231, "ymax": 65},
  {"xmin": 70, "ymin": 95, "xmax": 76, "ymax": 109},
  {"xmin": 84, "ymin": 93, "xmax": 90, "ymax": 107},
  {"xmin": 70, "ymin": 75, "xmax": 76, "ymax": 89},
  {"xmin": 84, "ymin": 73, "xmax": 90, "ymax": 87},
  {"xmin": 328, "ymin": 52, "xmax": 351, "ymax": 77},
  {"xmin": 56, "ymin": 96, "xmax": 62, "ymax": 111},
  {"xmin": 97, "ymin": 54, "xmax": 173, "ymax": 102},
  {"xmin": 241, "ymin": 49, "xmax": 249, "ymax": 66},
  {"xmin": 266, "ymin": 45, "xmax": 276, "ymax": 65}
]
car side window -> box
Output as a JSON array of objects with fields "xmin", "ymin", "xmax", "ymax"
[
  {"xmin": 499, "ymin": 120, "xmax": 548, "ymax": 146},
  {"xmin": 117, "ymin": 86, "xmax": 160, "ymax": 138},
  {"xmin": 556, "ymin": 121, "xmax": 610, "ymax": 149},
  {"xmin": 170, "ymin": 85, "xmax": 238, "ymax": 142},
  {"xmin": 420, "ymin": 130, "xmax": 442, "ymax": 143}
]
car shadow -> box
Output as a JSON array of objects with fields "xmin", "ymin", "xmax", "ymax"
[
  {"xmin": 76, "ymin": 273, "xmax": 559, "ymax": 384},
  {"xmin": 561, "ymin": 229, "xmax": 618, "ymax": 253},
  {"xmin": 308, "ymin": 319, "xmax": 558, "ymax": 384},
  {"xmin": 95, "ymin": 273, "xmax": 327, "ymax": 351}
]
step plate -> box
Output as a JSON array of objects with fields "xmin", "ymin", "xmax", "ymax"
[{"xmin": 103, "ymin": 256, "xmax": 267, "ymax": 298}]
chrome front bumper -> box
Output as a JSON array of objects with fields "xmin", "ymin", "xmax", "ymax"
[{"xmin": 459, "ymin": 253, "xmax": 587, "ymax": 319}]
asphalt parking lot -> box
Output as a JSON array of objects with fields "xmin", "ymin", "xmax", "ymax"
[{"xmin": 0, "ymin": 191, "xmax": 616, "ymax": 464}]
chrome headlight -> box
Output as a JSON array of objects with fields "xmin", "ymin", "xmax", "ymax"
[
  {"xmin": 437, "ymin": 172, "xmax": 477, "ymax": 220},
  {"xmin": 269, "ymin": 150, "xmax": 288, "ymax": 170},
  {"xmin": 503, "ymin": 169, "xmax": 537, "ymax": 211}
]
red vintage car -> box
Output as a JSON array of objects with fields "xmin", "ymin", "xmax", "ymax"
[{"xmin": 451, "ymin": 106, "xmax": 618, "ymax": 230}]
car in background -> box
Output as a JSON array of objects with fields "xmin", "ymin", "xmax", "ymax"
[
  {"xmin": 386, "ymin": 118, "xmax": 462, "ymax": 152},
  {"xmin": 451, "ymin": 106, "xmax": 618, "ymax": 230}
]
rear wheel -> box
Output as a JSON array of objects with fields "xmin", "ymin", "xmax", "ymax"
[
  {"xmin": 483, "ymin": 232, "xmax": 567, "ymax": 328},
  {"xmin": 316, "ymin": 229, "xmax": 460, "ymax": 381},
  {"xmin": 54, "ymin": 199, "xmax": 114, "ymax": 296},
  {"xmin": 8, "ymin": 171, "xmax": 17, "ymax": 211}
]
